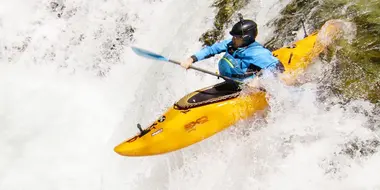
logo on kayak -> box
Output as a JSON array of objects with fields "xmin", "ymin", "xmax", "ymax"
[
  {"xmin": 184, "ymin": 116, "xmax": 208, "ymax": 132},
  {"xmin": 152, "ymin": 128, "xmax": 163, "ymax": 136}
]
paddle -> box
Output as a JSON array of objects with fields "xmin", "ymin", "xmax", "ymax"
[{"xmin": 131, "ymin": 46, "xmax": 243, "ymax": 84}]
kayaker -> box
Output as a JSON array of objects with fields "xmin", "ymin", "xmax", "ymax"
[{"xmin": 180, "ymin": 15, "xmax": 284, "ymax": 84}]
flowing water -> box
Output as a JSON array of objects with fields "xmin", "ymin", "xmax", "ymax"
[{"xmin": 0, "ymin": 0, "xmax": 379, "ymax": 189}]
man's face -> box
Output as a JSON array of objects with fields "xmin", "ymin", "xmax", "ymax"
[{"xmin": 232, "ymin": 35, "xmax": 244, "ymax": 48}]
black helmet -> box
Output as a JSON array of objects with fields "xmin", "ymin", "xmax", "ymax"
[{"xmin": 229, "ymin": 14, "xmax": 258, "ymax": 47}]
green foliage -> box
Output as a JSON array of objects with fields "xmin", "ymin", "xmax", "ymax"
[
  {"xmin": 266, "ymin": 0, "xmax": 380, "ymax": 103},
  {"xmin": 264, "ymin": 0, "xmax": 318, "ymax": 51},
  {"xmin": 316, "ymin": 0, "xmax": 380, "ymax": 103},
  {"xmin": 199, "ymin": 0, "xmax": 250, "ymax": 46}
]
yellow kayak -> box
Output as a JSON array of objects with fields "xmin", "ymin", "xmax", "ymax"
[{"xmin": 114, "ymin": 20, "xmax": 343, "ymax": 156}]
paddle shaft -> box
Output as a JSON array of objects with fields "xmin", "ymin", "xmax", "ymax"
[
  {"xmin": 131, "ymin": 46, "xmax": 246, "ymax": 84},
  {"xmin": 168, "ymin": 59, "xmax": 242, "ymax": 83}
]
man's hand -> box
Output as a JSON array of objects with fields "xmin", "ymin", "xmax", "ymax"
[{"xmin": 180, "ymin": 57, "xmax": 193, "ymax": 69}]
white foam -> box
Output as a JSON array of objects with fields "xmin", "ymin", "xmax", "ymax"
[{"xmin": 1, "ymin": 0, "xmax": 379, "ymax": 190}]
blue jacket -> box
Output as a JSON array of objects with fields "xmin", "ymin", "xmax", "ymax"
[{"xmin": 192, "ymin": 39, "xmax": 280, "ymax": 81}]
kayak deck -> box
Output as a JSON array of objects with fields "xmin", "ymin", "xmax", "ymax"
[{"xmin": 175, "ymin": 81, "xmax": 241, "ymax": 109}]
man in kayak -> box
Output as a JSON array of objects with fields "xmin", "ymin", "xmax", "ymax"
[{"xmin": 181, "ymin": 15, "xmax": 284, "ymax": 85}]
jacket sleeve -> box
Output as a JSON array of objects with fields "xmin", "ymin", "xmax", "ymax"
[{"xmin": 192, "ymin": 39, "xmax": 231, "ymax": 62}]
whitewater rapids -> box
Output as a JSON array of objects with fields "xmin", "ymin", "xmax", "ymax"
[{"xmin": 1, "ymin": 0, "xmax": 379, "ymax": 189}]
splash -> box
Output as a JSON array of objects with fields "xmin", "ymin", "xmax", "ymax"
[{"xmin": 1, "ymin": 0, "xmax": 379, "ymax": 190}]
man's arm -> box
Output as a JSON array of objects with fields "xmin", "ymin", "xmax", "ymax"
[
  {"xmin": 181, "ymin": 39, "xmax": 231, "ymax": 69},
  {"xmin": 192, "ymin": 39, "xmax": 231, "ymax": 62}
]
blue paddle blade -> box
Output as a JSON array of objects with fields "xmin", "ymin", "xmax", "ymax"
[{"xmin": 131, "ymin": 46, "xmax": 169, "ymax": 62}]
